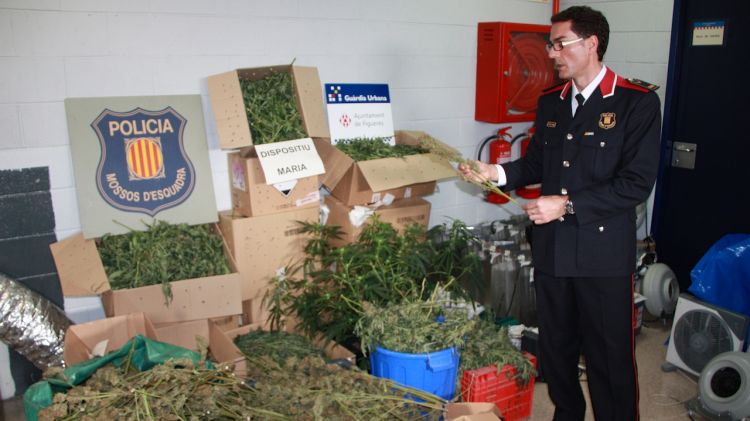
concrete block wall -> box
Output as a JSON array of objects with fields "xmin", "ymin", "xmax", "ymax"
[
  {"xmin": 0, "ymin": 0, "xmax": 673, "ymax": 397},
  {"xmin": 0, "ymin": 167, "xmax": 62, "ymax": 398}
]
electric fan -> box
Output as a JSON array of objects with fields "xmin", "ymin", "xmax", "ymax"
[
  {"xmin": 666, "ymin": 294, "xmax": 750, "ymax": 376},
  {"xmin": 686, "ymin": 351, "xmax": 750, "ymax": 421}
]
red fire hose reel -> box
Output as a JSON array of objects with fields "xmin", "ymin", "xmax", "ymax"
[{"xmin": 475, "ymin": 22, "xmax": 559, "ymax": 123}]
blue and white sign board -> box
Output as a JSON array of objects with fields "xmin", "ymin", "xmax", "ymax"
[{"xmin": 325, "ymin": 84, "xmax": 395, "ymax": 145}]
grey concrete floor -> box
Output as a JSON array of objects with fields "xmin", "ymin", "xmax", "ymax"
[
  {"xmin": 532, "ymin": 321, "xmax": 698, "ymax": 420},
  {"xmin": 2, "ymin": 321, "xmax": 698, "ymax": 420}
]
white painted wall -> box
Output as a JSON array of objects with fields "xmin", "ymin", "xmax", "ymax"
[{"xmin": 0, "ymin": 0, "xmax": 673, "ymax": 398}]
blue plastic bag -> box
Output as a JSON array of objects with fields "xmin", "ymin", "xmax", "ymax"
[{"xmin": 689, "ymin": 234, "xmax": 750, "ymax": 317}]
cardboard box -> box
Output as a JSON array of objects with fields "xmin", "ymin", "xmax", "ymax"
[
  {"xmin": 241, "ymin": 298, "xmax": 272, "ymax": 327},
  {"xmin": 207, "ymin": 65, "xmax": 329, "ymax": 149},
  {"xmin": 152, "ymin": 315, "xmax": 239, "ymax": 352},
  {"xmin": 208, "ymin": 320, "xmax": 355, "ymax": 376},
  {"xmin": 324, "ymin": 194, "xmax": 431, "ymax": 247},
  {"xmin": 153, "ymin": 318, "xmax": 210, "ymax": 352},
  {"xmin": 315, "ymin": 130, "xmax": 456, "ymax": 206},
  {"xmin": 445, "ymin": 403, "xmax": 502, "ymax": 421},
  {"xmin": 228, "ymin": 147, "xmax": 320, "ymax": 217},
  {"xmin": 49, "ymin": 225, "xmax": 243, "ymax": 325},
  {"xmin": 218, "ymin": 206, "xmax": 319, "ymax": 301},
  {"xmin": 63, "ymin": 312, "xmax": 158, "ymax": 366}
]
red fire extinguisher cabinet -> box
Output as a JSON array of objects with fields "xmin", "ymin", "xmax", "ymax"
[{"xmin": 475, "ymin": 22, "xmax": 559, "ymax": 123}]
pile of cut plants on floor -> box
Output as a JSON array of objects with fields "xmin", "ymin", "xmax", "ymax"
[
  {"xmin": 38, "ymin": 334, "xmax": 445, "ymax": 420},
  {"xmin": 335, "ymin": 137, "xmax": 426, "ymax": 161},
  {"xmin": 97, "ymin": 220, "xmax": 231, "ymax": 305}
]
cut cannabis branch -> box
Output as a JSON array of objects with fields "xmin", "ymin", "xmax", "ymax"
[{"xmin": 419, "ymin": 135, "xmax": 523, "ymax": 208}]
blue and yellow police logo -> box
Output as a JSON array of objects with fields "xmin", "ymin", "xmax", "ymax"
[{"xmin": 91, "ymin": 107, "xmax": 195, "ymax": 216}]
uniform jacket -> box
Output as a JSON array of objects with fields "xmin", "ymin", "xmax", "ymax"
[{"xmin": 502, "ymin": 67, "xmax": 661, "ymax": 277}]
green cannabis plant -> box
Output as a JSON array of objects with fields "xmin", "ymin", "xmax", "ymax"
[
  {"xmin": 460, "ymin": 321, "xmax": 536, "ymax": 387},
  {"xmin": 266, "ymin": 217, "xmax": 483, "ymax": 347},
  {"xmin": 355, "ymin": 297, "xmax": 476, "ymax": 355},
  {"xmin": 98, "ymin": 220, "xmax": 230, "ymax": 305},
  {"xmin": 240, "ymin": 70, "xmax": 307, "ymax": 144},
  {"xmin": 243, "ymin": 355, "xmax": 445, "ymax": 420},
  {"xmin": 335, "ymin": 137, "xmax": 426, "ymax": 161},
  {"xmin": 233, "ymin": 329, "xmax": 324, "ymax": 367}
]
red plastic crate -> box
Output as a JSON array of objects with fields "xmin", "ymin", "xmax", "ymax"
[{"xmin": 461, "ymin": 352, "xmax": 537, "ymax": 421}]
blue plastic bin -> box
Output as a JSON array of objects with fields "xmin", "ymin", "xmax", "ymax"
[{"xmin": 370, "ymin": 346, "xmax": 459, "ymax": 400}]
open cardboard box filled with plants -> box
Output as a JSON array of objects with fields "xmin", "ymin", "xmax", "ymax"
[
  {"xmin": 50, "ymin": 221, "xmax": 243, "ymax": 325},
  {"xmin": 315, "ymin": 130, "xmax": 458, "ymax": 206}
]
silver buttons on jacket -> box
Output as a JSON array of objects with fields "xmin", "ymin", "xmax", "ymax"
[
  {"xmin": 563, "ymin": 160, "xmax": 570, "ymax": 167},
  {"xmin": 598, "ymin": 226, "xmax": 605, "ymax": 232},
  {"xmin": 566, "ymin": 133, "xmax": 573, "ymax": 140},
  {"xmin": 561, "ymin": 188, "xmax": 568, "ymax": 195},
  {"xmin": 600, "ymin": 141, "xmax": 606, "ymax": 147}
]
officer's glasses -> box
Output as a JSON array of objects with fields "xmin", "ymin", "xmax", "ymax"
[{"xmin": 545, "ymin": 37, "xmax": 584, "ymax": 52}]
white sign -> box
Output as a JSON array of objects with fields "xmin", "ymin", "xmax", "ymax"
[
  {"xmin": 254, "ymin": 137, "xmax": 325, "ymax": 185},
  {"xmin": 325, "ymin": 83, "xmax": 395, "ymax": 145},
  {"xmin": 692, "ymin": 21, "xmax": 725, "ymax": 46}
]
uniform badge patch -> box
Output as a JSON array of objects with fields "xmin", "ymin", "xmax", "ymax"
[
  {"xmin": 599, "ymin": 113, "xmax": 616, "ymax": 129},
  {"xmin": 91, "ymin": 107, "xmax": 196, "ymax": 216},
  {"xmin": 546, "ymin": 121, "xmax": 557, "ymax": 128}
]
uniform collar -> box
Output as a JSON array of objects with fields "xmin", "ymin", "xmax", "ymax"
[{"xmin": 559, "ymin": 65, "xmax": 617, "ymax": 100}]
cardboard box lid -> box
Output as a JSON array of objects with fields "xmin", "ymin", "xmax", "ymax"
[
  {"xmin": 356, "ymin": 152, "xmax": 455, "ymax": 192},
  {"xmin": 445, "ymin": 403, "xmax": 502, "ymax": 421},
  {"xmin": 208, "ymin": 65, "xmax": 329, "ymax": 150},
  {"xmin": 63, "ymin": 312, "xmax": 158, "ymax": 366},
  {"xmin": 317, "ymin": 131, "xmax": 456, "ymax": 193},
  {"xmin": 207, "ymin": 69, "xmax": 248, "ymax": 150},
  {"xmin": 289, "ymin": 66, "xmax": 329, "ymax": 140},
  {"xmin": 50, "ymin": 233, "xmax": 110, "ymax": 297}
]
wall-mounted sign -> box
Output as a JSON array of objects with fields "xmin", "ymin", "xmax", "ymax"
[
  {"xmin": 325, "ymin": 83, "xmax": 395, "ymax": 145},
  {"xmin": 692, "ymin": 21, "xmax": 725, "ymax": 46},
  {"xmin": 65, "ymin": 95, "xmax": 217, "ymax": 238},
  {"xmin": 253, "ymin": 137, "xmax": 325, "ymax": 185}
]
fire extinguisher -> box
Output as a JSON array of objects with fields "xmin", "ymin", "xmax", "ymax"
[
  {"xmin": 478, "ymin": 126, "xmax": 513, "ymax": 203},
  {"xmin": 514, "ymin": 126, "xmax": 542, "ymax": 199}
]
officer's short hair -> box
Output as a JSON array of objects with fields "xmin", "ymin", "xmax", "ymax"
[{"xmin": 552, "ymin": 6, "xmax": 610, "ymax": 61}]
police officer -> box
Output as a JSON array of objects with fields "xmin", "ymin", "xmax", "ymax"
[{"xmin": 461, "ymin": 6, "xmax": 661, "ymax": 421}]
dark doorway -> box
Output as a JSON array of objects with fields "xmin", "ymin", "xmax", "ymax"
[{"xmin": 653, "ymin": 0, "xmax": 750, "ymax": 291}]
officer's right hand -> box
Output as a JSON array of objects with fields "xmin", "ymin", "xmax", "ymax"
[{"xmin": 458, "ymin": 160, "xmax": 498, "ymax": 183}]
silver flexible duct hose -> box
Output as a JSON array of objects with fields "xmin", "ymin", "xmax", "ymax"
[{"xmin": 0, "ymin": 272, "xmax": 71, "ymax": 369}]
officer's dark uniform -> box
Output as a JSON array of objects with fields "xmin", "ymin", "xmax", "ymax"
[{"xmin": 502, "ymin": 67, "xmax": 661, "ymax": 421}]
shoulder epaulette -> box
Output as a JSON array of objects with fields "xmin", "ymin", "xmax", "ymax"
[
  {"xmin": 541, "ymin": 81, "xmax": 567, "ymax": 94},
  {"xmin": 623, "ymin": 78, "xmax": 659, "ymax": 92}
]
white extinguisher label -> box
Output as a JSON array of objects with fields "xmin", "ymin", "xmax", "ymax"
[{"xmin": 496, "ymin": 149, "xmax": 511, "ymax": 165}]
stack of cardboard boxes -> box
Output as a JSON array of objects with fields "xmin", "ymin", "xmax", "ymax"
[
  {"xmin": 206, "ymin": 64, "xmax": 329, "ymax": 327},
  {"xmin": 206, "ymin": 64, "xmax": 457, "ymax": 323}
]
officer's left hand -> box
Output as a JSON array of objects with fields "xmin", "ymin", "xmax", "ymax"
[{"xmin": 523, "ymin": 195, "xmax": 567, "ymax": 224}]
